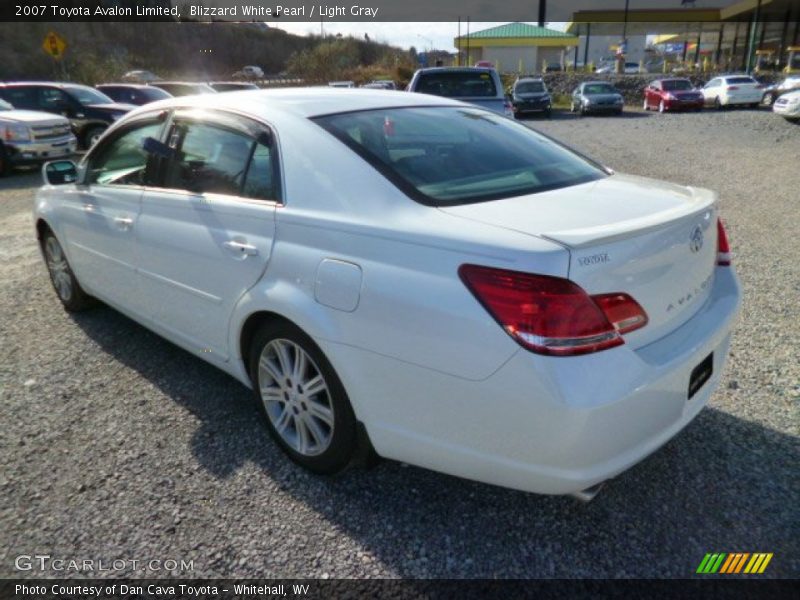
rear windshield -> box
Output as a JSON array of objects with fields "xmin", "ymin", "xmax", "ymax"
[
  {"xmin": 415, "ymin": 71, "xmax": 497, "ymax": 98},
  {"xmin": 662, "ymin": 80, "xmax": 693, "ymax": 91},
  {"xmin": 515, "ymin": 81, "xmax": 546, "ymax": 94},
  {"xmin": 725, "ymin": 77, "xmax": 757, "ymax": 85},
  {"xmin": 315, "ymin": 106, "xmax": 606, "ymax": 206},
  {"xmin": 583, "ymin": 83, "xmax": 618, "ymax": 94},
  {"xmin": 140, "ymin": 87, "xmax": 172, "ymax": 100}
]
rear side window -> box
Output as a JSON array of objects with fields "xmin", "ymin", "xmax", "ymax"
[
  {"xmin": 415, "ymin": 71, "xmax": 497, "ymax": 98},
  {"xmin": 725, "ymin": 77, "xmax": 757, "ymax": 85},
  {"xmin": 1, "ymin": 87, "xmax": 37, "ymax": 109},
  {"xmin": 315, "ymin": 106, "xmax": 606, "ymax": 206}
]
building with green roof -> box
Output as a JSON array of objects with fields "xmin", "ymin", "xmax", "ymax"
[{"xmin": 454, "ymin": 22, "xmax": 579, "ymax": 72}]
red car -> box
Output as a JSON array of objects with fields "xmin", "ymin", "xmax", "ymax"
[{"xmin": 643, "ymin": 78, "xmax": 704, "ymax": 112}]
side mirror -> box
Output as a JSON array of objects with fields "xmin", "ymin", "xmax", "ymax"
[{"xmin": 42, "ymin": 160, "xmax": 78, "ymax": 186}]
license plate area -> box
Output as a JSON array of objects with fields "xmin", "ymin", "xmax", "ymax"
[{"xmin": 688, "ymin": 352, "xmax": 713, "ymax": 400}]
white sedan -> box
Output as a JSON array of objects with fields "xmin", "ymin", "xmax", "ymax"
[
  {"xmin": 702, "ymin": 75, "xmax": 764, "ymax": 108},
  {"xmin": 34, "ymin": 89, "xmax": 741, "ymax": 500},
  {"xmin": 772, "ymin": 89, "xmax": 800, "ymax": 121}
]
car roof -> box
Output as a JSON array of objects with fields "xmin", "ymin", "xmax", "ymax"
[
  {"xmin": 130, "ymin": 87, "xmax": 465, "ymax": 120},
  {"xmin": 416, "ymin": 67, "xmax": 495, "ymax": 74},
  {"xmin": 0, "ymin": 81, "xmax": 90, "ymax": 88},
  {"xmin": 582, "ymin": 81, "xmax": 615, "ymax": 86},
  {"xmin": 516, "ymin": 77, "xmax": 544, "ymax": 83},
  {"xmin": 96, "ymin": 83, "xmax": 151, "ymax": 88}
]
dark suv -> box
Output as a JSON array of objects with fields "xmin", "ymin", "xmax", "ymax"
[
  {"xmin": 0, "ymin": 82, "xmax": 135, "ymax": 148},
  {"xmin": 95, "ymin": 83, "xmax": 173, "ymax": 106}
]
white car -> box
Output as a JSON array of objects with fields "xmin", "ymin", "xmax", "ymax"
[
  {"xmin": 772, "ymin": 89, "xmax": 800, "ymax": 121},
  {"xmin": 702, "ymin": 75, "xmax": 764, "ymax": 108},
  {"xmin": 34, "ymin": 89, "xmax": 741, "ymax": 500}
]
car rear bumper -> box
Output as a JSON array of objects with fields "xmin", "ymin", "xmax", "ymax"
[
  {"xmin": 723, "ymin": 93, "xmax": 763, "ymax": 105},
  {"xmin": 4, "ymin": 136, "xmax": 78, "ymax": 165},
  {"xmin": 325, "ymin": 266, "xmax": 741, "ymax": 496},
  {"xmin": 664, "ymin": 99, "xmax": 704, "ymax": 110}
]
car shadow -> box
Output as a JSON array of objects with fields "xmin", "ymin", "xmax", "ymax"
[{"xmin": 68, "ymin": 305, "xmax": 798, "ymax": 577}]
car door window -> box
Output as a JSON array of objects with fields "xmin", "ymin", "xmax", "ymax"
[
  {"xmin": 705, "ymin": 79, "xmax": 720, "ymax": 88},
  {"xmin": 1, "ymin": 87, "xmax": 37, "ymax": 109},
  {"xmin": 39, "ymin": 88, "xmax": 74, "ymax": 113},
  {"xmin": 165, "ymin": 121, "xmax": 279, "ymax": 201},
  {"xmin": 87, "ymin": 121, "xmax": 163, "ymax": 186}
]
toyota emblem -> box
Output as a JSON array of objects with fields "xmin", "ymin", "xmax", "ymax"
[{"xmin": 690, "ymin": 225, "xmax": 704, "ymax": 253}]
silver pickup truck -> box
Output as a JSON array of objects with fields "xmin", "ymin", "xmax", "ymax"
[
  {"xmin": 0, "ymin": 98, "xmax": 77, "ymax": 176},
  {"xmin": 407, "ymin": 67, "xmax": 513, "ymax": 117}
]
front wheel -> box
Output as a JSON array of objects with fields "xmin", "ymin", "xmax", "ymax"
[
  {"xmin": 42, "ymin": 231, "xmax": 95, "ymax": 311},
  {"xmin": 659, "ymin": 100, "xmax": 666, "ymax": 113},
  {"xmin": 249, "ymin": 321, "xmax": 357, "ymax": 474},
  {"xmin": 643, "ymin": 98, "xmax": 650, "ymax": 111},
  {"xmin": 714, "ymin": 96, "xmax": 724, "ymax": 110}
]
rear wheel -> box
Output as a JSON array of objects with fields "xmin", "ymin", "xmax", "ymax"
[
  {"xmin": 659, "ymin": 100, "xmax": 666, "ymax": 113},
  {"xmin": 42, "ymin": 231, "xmax": 95, "ymax": 311},
  {"xmin": 249, "ymin": 321, "xmax": 357, "ymax": 474},
  {"xmin": 643, "ymin": 98, "xmax": 650, "ymax": 111}
]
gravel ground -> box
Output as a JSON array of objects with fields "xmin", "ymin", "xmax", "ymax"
[{"xmin": 1, "ymin": 107, "xmax": 797, "ymax": 579}]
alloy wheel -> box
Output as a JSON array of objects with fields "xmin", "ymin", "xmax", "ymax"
[
  {"xmin": 45, "ymin": 236, "xmax": 73, "ymax": 302},
  {"xmin": 257, "ymin": 339, "xmax": 334, "ymax": 456}
]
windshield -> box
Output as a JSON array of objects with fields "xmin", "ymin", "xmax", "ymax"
[
  {"xmin": 515, "ymin": 81, "xmax": 545, "ymax": 94},
  {"xmin": 315, "ymin": 107, "xmax": 606, "ymax": 206},
  {"xmin": 64, "ymin": 85, "xmax": 114, "ymax": 105},
  {"xmin": 0, "ymin": 99, "xmax": 13, "ymax": 111},
  {"xmin": 415, "ymin": 71, "xmax": 497, "ymax": 98},
  {"xmin": 583, "ymin": 83, "xmax": 618, "ymax": 95},
  {"xmin": 662, "ymin": 80, "xmax": 694, "ymax": 91}
]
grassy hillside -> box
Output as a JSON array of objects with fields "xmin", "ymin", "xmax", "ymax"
[{"xmin": 0, "ymin": 22, "xmax": 406, "ymax": 84}]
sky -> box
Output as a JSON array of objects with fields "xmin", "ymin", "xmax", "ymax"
[{"xmin": 272, "ymin": 22, "xmax": 570, "ymax": 53}]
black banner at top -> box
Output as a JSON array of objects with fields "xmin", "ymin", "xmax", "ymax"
[{"xmin": 2, "ymin": 0, "xmax": 799, "ymax": 23}]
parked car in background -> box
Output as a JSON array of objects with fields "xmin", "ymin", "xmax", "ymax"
[
  {"xmin": 0, "ymin": 98, "xmax": 76, "ymax": 176},
  {"xmin": 0, "ymin": 82, "xmax": 134, "ymax": 148},
  {"xmin": 408, "ymin": 67, "xmax": 513, "ymax": 117},
  {"xmin": 121, "ymin": 70, "xmax": 160, "ymax": 84},
  {"xmin": 34, "ymin": 88, "xmax": 740, "ymax": 500},
  {"xmin": 233, "ymin": 65, "xmax": 264, "ymax": 80},
  {"xmin": 644, "ymin": 78, "xmax": 704, "ymax": 112},
  {"xmin": 96, "ymin": 83, "xmax": 173, "ymax": 106},
  {"xmin": 328, "ymin": 81, "xmax": 356, "ymax": 89},
  {"xmin": 361, "ymin": 80, "xmax": 396, "ymax": 90},
  {"xmin": 209, "ymin": 82, "xmax": 260, "ymax": 92},
  {"xmin": 510, "ymin": 77, "xmax": 551, "ymax": 118},
  {"xmin": 762, "ymin": 75, "xmax": 800, "ymax": 106},
  {"xmin": 571, "ymin": 81, "xmax": 624, "ymax": 115},
  {"xmin": 149, "ymin": 82, "xmax": 217, "ymax": 97},
  {"xmin": 772, "ymin": 89, "xmax": 800, "ymax": 121},
  {"xmin": 595, "ymin": 62, "xmax": 640, "ymax": 74},
  {"xmin": 702, "ymin": 75, "xmax": 763, "ymax": 109}
]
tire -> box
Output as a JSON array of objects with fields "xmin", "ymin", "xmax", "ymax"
[
  {"xmin": 643, "ymin": 98, "xmax": 650, "ymax": 111},
  {"xmin": 659, "ymin": 100, "xmax": 666, "ymax": 113},
  {"xmin": 714, "ymin": 96, "xmax": 724, "ymax": 111},
  {"xmin": 570, "ymin": 101, "xmax": 576, "ymax": 113},
  {"xmin": 544, "ymin": 108, "xmax": 552, "ymax": 119},
  {"xmin": 41, "ymin": 230, "xmax": 95, "ymax": 311},
  {"xmin": 615, "ymin": 108, "xmax": 623, "ymax": 116},
  {"xmin": 763, "ymin": 92, "xmax": 776, "ymax": 106},
  {"xmin": 249, "ymin": 320, "xmax": 357, "ymax": 474},
  {"xmin": 0, "ymin": 143, "xmax": 12, "ymax": 177},
  {"xmin": 82, "ymin": 125, "xmax": 106, "ymax": 149}
]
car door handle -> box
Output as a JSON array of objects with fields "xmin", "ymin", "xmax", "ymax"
[
  {"xmin": 114, "ymin": 217, "xmax": 133, "ymax": 230},
  {"xmin": 223, "ymin": 240, "xmax": 259, "ymax": 256}
]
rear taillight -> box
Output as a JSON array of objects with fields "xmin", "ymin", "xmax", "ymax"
[
  {"xmin": 591, "ymin": 294, "xmax": 649, "ymax": 334},
  {"xmin": 717, "ymin": 218, "xmax": 732, "ymax": 266},
  {"xmin": 727, "ymin": 85, "xmax": 739, "ymax": 91},
  {"xmin": 459, "ymin": 265, "xmax": 648, "ymax": 356}
]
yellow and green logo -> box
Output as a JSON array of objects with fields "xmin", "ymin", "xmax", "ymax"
[{"xmin": 696, "ymin": 553, "xmax": 773, "ymax": 574}]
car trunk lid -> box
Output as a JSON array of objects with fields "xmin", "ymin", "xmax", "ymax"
[{"xmin": 439, "ymin": 173, "xmax": 719, "ymax": 347}]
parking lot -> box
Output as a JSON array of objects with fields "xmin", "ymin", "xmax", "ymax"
[{"xmin": 0, "ymin": 107, "xmax": 797, "ymax": 578}]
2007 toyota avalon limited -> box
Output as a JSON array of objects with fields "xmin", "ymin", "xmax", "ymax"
[{"xmin": 34, "ymin": 89, "xmax": 741, "ymax": 500}]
